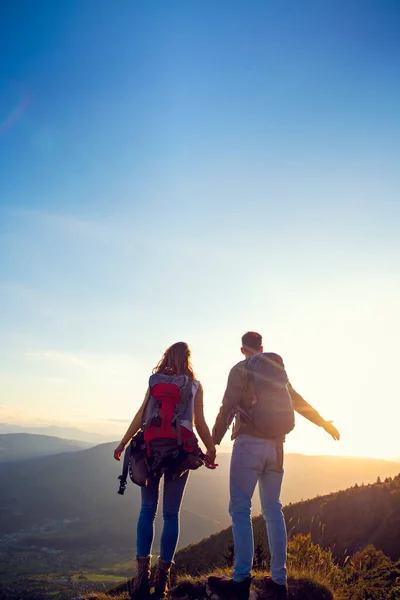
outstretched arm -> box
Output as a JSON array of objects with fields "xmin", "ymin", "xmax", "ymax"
[
  {"xmin": 289, "ymin": 383, "xmax": 340, "ymax": 440},
  {"xmin": 113, "ymin": 389, "xmax": 150, "ymax": 460}
]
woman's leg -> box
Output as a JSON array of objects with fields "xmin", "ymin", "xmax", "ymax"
[
  {"xmin": 160, "ymin": 471, "xmax": 189, "ymax": 562},
  {"xmin": 136, "ymin": 475, "xmax": 161, "ymax": 558}
]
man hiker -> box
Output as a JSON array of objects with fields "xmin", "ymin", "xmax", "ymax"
[{"xmin": 208, "ymin": 331, "xmax": 340, "ymax": 600}]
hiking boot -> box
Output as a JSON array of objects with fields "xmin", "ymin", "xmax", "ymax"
[
  {"xmin": 263, "ymin": 576, "xmax": 288, "ymax": 599},
  {"xmin": 207, "ymin": 575, "xmax": 252, "ymax": 600},
  {"xmin": 153, "ymin": 558, "xmax": 172, "ymax": 599},
  {"xmin": 129, "ymin": 556, "xmax": 151, "ymax": 600}
]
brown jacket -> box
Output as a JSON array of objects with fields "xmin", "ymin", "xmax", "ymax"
[{"xmin": 212, "ymin": 358, "xmax": 326, "ymax": 444}]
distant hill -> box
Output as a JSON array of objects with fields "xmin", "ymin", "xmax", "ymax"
[
  {"xmin": 175, "ymin": 473, "xmax": 400, "ymax": 577},
  {"xmin": 1, "ymin": 448, "xmax": 399, "ymax": 600},
  {"xmin": 0, "ymin": 433, "xmax": 91, "ymax": 463},
  {"xmin": 0, "ymin": 423, "xmax": 117, "ymax": 444},
  {"xmin": 0, "ymin": 442, "xmax": 220, "ymax": 553},
  {"xmin": 185, "ymin": 452, "xmax": 400, "ymax": 528},
  {"xmin": 0, "ymin": 443, "xmax": 398, "ymax": 552}
]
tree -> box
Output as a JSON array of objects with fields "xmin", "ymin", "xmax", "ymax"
[{"xmin": 253, "ymin": 543, "xmax": 266, "ymax": 571}]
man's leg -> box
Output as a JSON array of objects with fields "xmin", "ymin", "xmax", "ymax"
[
  {"xmin": 229, "ymin": 435, "xmax": 264, "ymax": 582},
  {"xmin": 258, "ymin": 441, "xmax": 287, "ymax": 586}
]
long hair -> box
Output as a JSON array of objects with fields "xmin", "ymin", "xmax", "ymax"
[{"xmin": 153, "ymin": 341, "xmax": 195, "ymax": 380}]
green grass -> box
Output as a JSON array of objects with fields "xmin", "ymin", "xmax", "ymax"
[
  {"xmin": 171, "ymin": 569, "xmax": 336, "ymax": 600},
  {"xmin": 72, "ymin": 573, "xmax": 126, "ymax": 583},
  {"xmin": 79, "ymin": 536, "xmax": 343, "ymax": 599},
  {"xmin": 81, "ymin": 568, "xmax": 337, "ymax": 600},
  {"xmin": 107, "ymin": 559, "xmax": 133, "ymax": 570},
  {"xmin": 84, "ymin": 595, "xmax": 130, "ymax": 600}
]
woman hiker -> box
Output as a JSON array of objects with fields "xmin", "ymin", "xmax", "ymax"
[{"xmin": 114, "ymin": 341, "xmax": 216, "ymax": 599}]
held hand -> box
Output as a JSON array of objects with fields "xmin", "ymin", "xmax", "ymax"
[
  {"xmin": 323, "ymin": 420, "xmax": 340, "ymax": 441},
  {"xmin": 204, "ymin": 459, "xmax": 218, "ymax": 470},
  {"xmin": 113, "ymin": 441, "xmax": 126, "ymax": 461},
  {"xmin": 204, "ymin": 446, "xmax": 218, "ymax": 469}
]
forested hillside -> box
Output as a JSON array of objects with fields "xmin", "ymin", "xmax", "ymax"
[
  {"xmin": 1, "ymin": 475, "xmax": 399, "ymax": 599},
  {"xmin": 284, "ymin": 473, "xmax": 400, "ymax": 560},
  {"xmin": 175, "ymin": 473, "xmax": 400, "ymax": 575},
  {"xmin": 1, "ymin": 441, "xmax": 397, "ymax": 543},
  {"xmin": 170, "ymin": 477, "xmax": 400, "ymax": 600},
  {"xmin": 1, "ymin": 442, "xmax": 399, "ymax": 599}
]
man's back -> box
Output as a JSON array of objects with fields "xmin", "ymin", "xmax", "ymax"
[
  {"xmin": 212, "ymin": 358, "xmax": 264, "ymax": 443},
  {"xmin": 213, "ymin": 355, "xmax": 331, "ymax": 444}
]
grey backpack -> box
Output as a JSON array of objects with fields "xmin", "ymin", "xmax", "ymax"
[{"xmin": 246, "ymin": 353, "xmax": 295, "ymax": 438}]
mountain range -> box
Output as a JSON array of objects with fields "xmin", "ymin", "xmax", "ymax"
[
  {"xmin": 0, "ymin": 423, "xmax": 117, "ymax": 444},
  {"xmin": 0, "ymin": 434, "xmax": 399, "ymax": 550},
  {"xmin": 0, "ymin": 433, "xmax": 91, "ymax": 462},
  {"xmin": 1, "ymin": 434, "xmax": 399, "ymax": 600}
]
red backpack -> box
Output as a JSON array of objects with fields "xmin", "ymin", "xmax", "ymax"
[
  {"xmin": 117, "ymin": 373, "xmax": 204, "ymax": 493},
  {"xmin": 143, "ymin": 373, "xmax": 199, "ymax": 464}
]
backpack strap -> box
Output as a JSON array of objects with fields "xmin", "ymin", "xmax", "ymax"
[
  {"xmin": 245, "ymin": 358, "xmax": 254, "ymax": 394},
  {"xmin": 242, "ymin": 359, "xmax": 255, "ymax": 408},
  {"xmin": 172, "ymin": 377, "xmax": 195, "ymax": 446},
  {"xmin": 171, "ymin": 376, "xmax": 191, "ymax": 421},
  {"xmin": 172, "ymin": 378, "xmax": 188, "ymax": 446},
  {"xmin": 192, "ymin": 380, "xmax": 200, "ymax": 398},
  {"xmin": 141, "ymin": 388, "xmax": 153, "ymax": 429}
]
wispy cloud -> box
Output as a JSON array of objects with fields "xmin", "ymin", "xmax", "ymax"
[
  {"xmin": 0, "ymin": 282, "xmax": 71, "ymax": 325},
  {"xmin": 10, "ymin": 208, "xmax": 110, "ymax": 241},
  {"xmin": 23, "ymin": 349, "xmax": 143, "ymax": 379},
  {"xmin": 0, "ymin": 405, "xmax": 125, "ymax": 434},
  {"xmin": 8, "ymin": 208, "xmax": 140, "ymax": 251},
  {"xmin": 0, "ymin": 404, "xmax": 46, "ymax": 425},
  {"xmin": 24, "ymin": 349, "xmax": 90, "ymax": 369}
]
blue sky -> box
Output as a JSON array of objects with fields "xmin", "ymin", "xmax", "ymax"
[{"xmin": 1, "ymin": 1, "xmax": 399, "ymax": 458}]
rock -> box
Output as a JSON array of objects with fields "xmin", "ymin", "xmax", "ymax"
[{"xmin": 204, "ymin": 586, "xmax": 257, "ymax": 600}]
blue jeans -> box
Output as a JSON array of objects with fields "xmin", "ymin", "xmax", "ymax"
[
  {"xmin": 136, "ymin": 471, "xmax": 189, "ymax": 562},
  {"xmin": 230, "ymin": 434, "xmax": 287, "ymax": 585}
]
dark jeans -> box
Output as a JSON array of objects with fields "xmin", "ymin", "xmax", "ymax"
[{"xmin": 136, "ymin": 471, "xmax": 189, "ymax": 562}]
